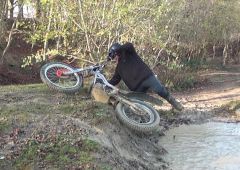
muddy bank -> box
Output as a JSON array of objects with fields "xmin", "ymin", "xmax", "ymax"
[
  {"xmin": 1, "ymin": 65, "xmax": 240, "ymax": 169},
  {"xmin": 1, "ymin": 84, "xmax": 225, "ymax": 170},
  {"xmin": 0, "ymin": 85, "xmax": 238, "ymax": 170},
  {"xmin": 0, "ymin": 84, "xmax": 169, "ymax": 170}
]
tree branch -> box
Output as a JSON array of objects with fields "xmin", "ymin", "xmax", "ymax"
[{"xmin": 1, "ymin": 4, "xmax": 24, "ymax": 63}]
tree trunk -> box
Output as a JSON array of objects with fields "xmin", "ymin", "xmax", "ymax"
[
  {"xmin": 0, "ymin": 0, "xmax": 7, "ymax": 19},
  {"xmin": 78, "ymin": 0, "xmax": 94, "ymax": 61},
  {"xmin": 1, "ymin": 18, "xmax": 17, "ymax": 63},
  {"xmin": 18, "ymin": 0, "xmax": 24, "ymax": 18},
  {"xmin": 237, "ymin": 51, "xmax": 240, "ymax": 64},
  {"xmin": 9, "ymin": 0, "xmax": 14, "ymax": 18},
  {"xmin": 3, "ymin": 0, "xmax": 8, "ymax": 18},
  {"xmin": 0, "ymin": 1, "xmax": 4, "ymax": 19},
  {"xmin": 0, "ymin": 0, "xmax": 7, "ymax": 41},
  {"xmin": 213, "ymin": 44, "xmax": 216, "ymax": 59},
  {"xmin": 43, "ymin": 2, "xmax": 53, "ymax": 60},
  {"xmin": 1, "ymin": 2, "xmax": 23, "ymax": 63},
  {"xmin": 0, "ymin": 1, "xmax": 3, "ymax": 37},
  {"xmin": 222, "ymin": 44, "xmax": 228, "ymax": 67},
  {"xmin": 36, "ymin": 0, "xmax": 41, "ymax": 18}
]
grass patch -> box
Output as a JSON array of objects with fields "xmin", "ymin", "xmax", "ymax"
[
  {"xmin": 182, "ymin": 57, "xmax": 209, "ymax": 70},
  {"xmin": 14, "ymin": 135, "xmax": 99, "ymax": 169},
  {"xmin": 0, "ymin": 84, "xmax": 49, "ymax": 94},
  {"xmin": 0, "ymin": 83, "xmax": 89, "ymax": 97},
  {"xmin": 220, "ymin": 100, "xmax": 240, "ymax": 113},
  {"xmin": 0, "ymin": 103, "xmax": 54, "ymax": 133},
  {"xmin": 57, "ymin": 99, "xmax": 112, "ymax": 125},
  {"xmin": 79, "ymin": 151, "xmax": 93, "ymax": 163},
  {"xmin": 0, "ymin": 84, "xmax": 113, "ymax": 169},
  {"xmin": 0, "ymin": 118, "xmax": 9, "ymax": 133},
  {"xmin": 99, "ymin": 165, "xmax": 113, "ymax": 170},
  {"xmin": 0, "ymin": 105, "xmax": 32, "ymax": 133},
  {"xmin": 0, "ymin": 84, "xmax": 112, "ymax": 133},
  {"xmin": 154, "ymin": 63, "xmax": 208, "ymax": 91}
]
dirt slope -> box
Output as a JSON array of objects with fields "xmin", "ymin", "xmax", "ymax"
[
  {"xmin": 0, "ymin": 85, "xmax": 168, "ymax": 169},
  {"xmin": 1, "ymin": 65, "xmax": 240, "ymax": 169}
]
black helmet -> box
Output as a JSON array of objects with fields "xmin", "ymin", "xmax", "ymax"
[{"xmin": 108, "ymin": 43, "xmax": 121, "ymax": 60}]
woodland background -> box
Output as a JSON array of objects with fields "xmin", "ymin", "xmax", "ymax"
[{"xmin": 0, "ymin": 0, "xmax": 240, "ymax": 89}]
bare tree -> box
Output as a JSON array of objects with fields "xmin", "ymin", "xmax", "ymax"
[
  {"xmin": 1, "ymin": 4, "xmax": 23, "ymax": 63},
  {"xmin": 0, "ymin": 0, "xmax": 7, "ymax": 39},
  {"xmin": 36, "ymin": 0, "xmax": 41, "ymax": 18},
  {"xmin": 9, "ymin": 0, "xmax": 15, "ymax": 18},
  {"xmin": 18, "ymin": 0, "xmax": 24, "ymax": 18}
]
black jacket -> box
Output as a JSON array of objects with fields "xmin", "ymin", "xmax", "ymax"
[{"xmin": 109, "ymin": 42, "xmax": 154, "ymax": 91}]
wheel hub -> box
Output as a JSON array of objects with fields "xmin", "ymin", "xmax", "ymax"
[{"xmin": 56, "ymin": 69, "xmax": 66, "ymax": 77}]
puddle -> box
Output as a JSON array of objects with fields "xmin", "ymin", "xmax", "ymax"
[{"xmin": 159, "ymin": 122, "xmax": 240, "ymax": 170}]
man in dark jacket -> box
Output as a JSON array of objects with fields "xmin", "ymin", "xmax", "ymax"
[{"xmin": 108, "ymin": 42, "xmax": 183, "ymax": 111}]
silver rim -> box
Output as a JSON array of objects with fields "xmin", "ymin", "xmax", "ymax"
[
  {"xmin": 44, "ymin": 64, "xmax": 80, "ymax": 89},
  {"xmin": 122, "ymin": 103, "xmax": 155, "ymax": 125}
]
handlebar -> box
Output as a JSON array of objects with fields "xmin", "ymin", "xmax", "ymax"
[
  {"xmin": 63, "ymin": 59, "xmax": 109, "ymax": 76},
  {"xmin": 92, "ymin": 59, "xmax": 109, "ymax": 71}
]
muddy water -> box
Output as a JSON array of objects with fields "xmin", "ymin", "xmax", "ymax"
[{"xmin": 159, "ymin": 122, "xmax": 240, "ymax": 170}]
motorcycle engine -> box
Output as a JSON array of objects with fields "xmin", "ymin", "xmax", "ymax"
[{"xmin": 91, "ymin": 83, "xmax": 110, "ymax": 104}]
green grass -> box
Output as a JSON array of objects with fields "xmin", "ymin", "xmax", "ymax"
[
  {"xmin": 220, "ymin": 100, "xmax": 240, "ymax": 113},
  {"xmin": 99, "ymin": 165, "xmax": 113, "ymax": 170},
  {"xmin": 0, "ymin": 83, "xmax": 112, "ymax": 132},
  {"xmin": 0, "ymin": 119, "xmax": 10, "ymax": 134},
  {"xmin": 14, "ymin": 136, "xmax": 99, "ymax": 169},
  {"xmin": 0, "ymin": 102, "xmax": 54, "ymax": 133},
  {"xmin": 57, "ymin": 99, "xmax": 112, "ymax": 125},
  {"xmin": 0, "ymin": 101, "xmax": 110, "ymax": 133},
  {"xmin": 0, "ymin": 84, "xmax": 113, "ymax": 169},
  {"xmin": 0, "ymin": 83, "xmax": 49, "ymax": 93}
]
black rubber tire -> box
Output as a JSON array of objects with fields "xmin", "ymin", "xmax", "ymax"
[
  {"xmin": 40, "ymin": 62, "xmax": 83, "ymax": 94},
  {"xmin": 115, "ymin": 99, "xmax": 160, "ymax": 133}
]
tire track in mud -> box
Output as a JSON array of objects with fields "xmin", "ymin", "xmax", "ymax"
[{"xmin": 91, "ymin": 120, "xmax": 168, "ymax": 170}]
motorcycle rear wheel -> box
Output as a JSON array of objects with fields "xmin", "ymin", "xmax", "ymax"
[
  {"xmin": 115, "ymin": 99, "xmax": 160, "ymax": 133},
  {"xmin": 40, "ymin": 62, "xmax": 83, "ymax": 94}
]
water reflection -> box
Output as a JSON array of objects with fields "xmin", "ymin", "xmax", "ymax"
[{"xmin": 159, "ymin": 122, "xmax": 240, "ymax": 170}]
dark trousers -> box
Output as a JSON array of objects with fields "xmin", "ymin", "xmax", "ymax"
[{"xmin": 135, "ymin": 75, "xmax": 169, "ymax": 99}]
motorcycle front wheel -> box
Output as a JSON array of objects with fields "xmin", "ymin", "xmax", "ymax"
[{"xmin": 115, "ymin": 99, "xmax": 160, "ymax": 133}]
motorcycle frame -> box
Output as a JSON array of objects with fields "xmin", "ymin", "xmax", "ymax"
[
  {"xmin": 56, "ymin": 61, "xmax": 148, "ymax": 115},
  {"xmin": 91, "ymin": 70, "xmax": 146, "ymax": 115}
]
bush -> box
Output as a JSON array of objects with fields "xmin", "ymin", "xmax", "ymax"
[{"xmin": 153, "ymin": 63, "xmax": 208, "ymax": 91}]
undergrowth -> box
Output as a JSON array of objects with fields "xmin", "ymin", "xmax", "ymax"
[
  {"xmin": 220, "ymin": 100, "xmax": 240, "ymax": 113},
  {"xmin": 154, "ymin": 62, "xmax": 209, "ymax": 91}
]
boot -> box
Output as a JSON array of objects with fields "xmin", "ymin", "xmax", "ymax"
[{"xmin": 167, "ymin": 95, "xmax": 184, "ymax": 111}]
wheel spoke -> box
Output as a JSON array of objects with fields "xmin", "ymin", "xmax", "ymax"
[
  {"xmin": 122, "ymin": 103, "xmax": 152, "ymax": 124},
  {"xmin": 44, "ymin": 64, "xmax": 80, "ymax": 89}
]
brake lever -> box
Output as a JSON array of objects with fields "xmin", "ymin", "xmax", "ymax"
[{"xmin": 96, "ymin": 60, "xmax": 109, "ymax": 70}]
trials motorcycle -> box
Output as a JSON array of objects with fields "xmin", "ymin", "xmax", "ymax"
[{"xmin": 40, "ymin": 60, "xmax": 161, "ymax": 133}]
